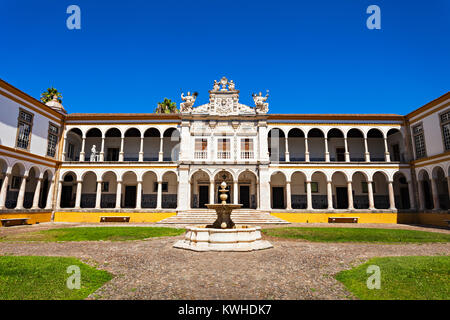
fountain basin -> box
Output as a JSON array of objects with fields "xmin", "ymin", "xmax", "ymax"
[{"xmin": 173, "ymin": 225, "xmax": 273, "ymax": 252}]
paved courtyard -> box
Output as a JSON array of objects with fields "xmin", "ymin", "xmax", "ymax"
[{"xmin": 0, "ymin": 223, "xmax": 449, "ymax": 300}]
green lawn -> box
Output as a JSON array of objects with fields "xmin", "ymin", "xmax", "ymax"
[
  {"xmin": 336, "ymin": 256, "xmax": 450, "ymax": 300},
  {"xmin": 0, "ymin": 226, "xmax": 184, "ymax": 242},
  {"xmin": 262, "ymin": 227, "xmax": 450, "ymax": 243},
  {"xmin": 0, "ymin": 256, "xmax": 112, "ymax": 300}
]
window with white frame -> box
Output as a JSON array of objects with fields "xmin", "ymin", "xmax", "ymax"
[
  {"xmin": 46, "ymin": 123, "xmax": 59, "ymax": 157},
  {"xmin": 16, "ymin": 109, "xmax": 34, "ymax": 150},
  {"xmin": 440, "ymin": 110, "xmax": 450, "ymax": 151},
  {"xmin": 240, "ymin": 138, "xmax": 254, "ymax": 159},
  {"xmin": 217, "ymin": 138, "xmax": 230, "ymax": 159},
  {"xmin": 194, "ymin": 138, "xmax": 208, "ymax": 159},
  {"xmin": 412, "ymin": 123, "xmax": 426, "ymax": 159}
]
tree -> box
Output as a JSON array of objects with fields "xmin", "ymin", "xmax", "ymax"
[
  {"xmin": 155, "ymin": 98, "xmax": 179, "ymax": 114},
  {"xmin": 40, "ymin": 87, "xmax": 62, "ymax": 104}
]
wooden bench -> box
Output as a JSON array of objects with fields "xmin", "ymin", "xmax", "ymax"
[
  {"xmin": 100, "ymin": 216, "xmax": 130, "ymax": 223},
  {"xmin": 328, "ymin": 217, "xmax": 358, "ymax": 223},
  {"xmin": 1, "ymin": 218, "xmax": 30, "ymax": 227}
]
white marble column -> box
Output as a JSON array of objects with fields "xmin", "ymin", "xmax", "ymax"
[
  {"xmin": 210, "ymin": 180, "xmax": 215, "ymax": 204},
  {"xmin": 95, "ymin": 180, "xmax": 102, "ymax": 209},
  {"xmin": 119, "ymin": 137, "xmax": 124, "ymax": 162},
  {"xmin": 344, "ymin": 137, "xmax": 350, "ymax": 162},
  {"xmin": 256, "ymin": 181, "xmax": 260, "ymax": 209},
  {"xmin": 364, "ymin": 137, "xmax": 370, "ymax": 162},
  {"xmin": 31, "ymin": 178, "xmax": 42, "ymax": 209},
  {"xmin": 327, "ymin": 181, "xmax": 333, "ymax": 210},
  {"xmin": 284, "ymin": 137, "xmax": 289, "ymax": 162},
  {"xmin": 56, "ymin": 180, "xmax": 63, "ymax": 209},
  {"xmin": 407, "ymin": 180, "xmax": 416, "ymax": 210},
  {"xmin": 136, "ymin": 180, "xmax": 142, "ymax": 209},
  {"xmin": 417, "ymin": 180, "xmax": 425, "ymax": 210},
  {"xmin": 324, "ymin": 138, "xmax": 330, "ymax": 162},
  {"xmin": 431, "ymin": 178, "xmax": 440, "ymax": 210},
  {"xmin": 16, "ymin": 175, "xmax": 28, "ymax": 209},
  {"xmin": 367, "ymin": 180, "xmax": 375, "ymax": 210},
  {"xmin": 0, "ymin": 173, "xmax": 10, "ymax": 209},
  {"xmin": 306, "ymin": 180, "xmax": 313, "ymax": 210},
  {"xmin": 447, "ymin": 176, "xmax": 450, "ymax": 202},
  {"xmin": 99, "ymin": 137, "xmax": 105, "ymax": 162},
  {"xmin": 115, "ymin": 181, "xmax": 122, "ymax": 209},
  {"xmin": 388, "ymin": 180, "xmax": 396, "ymax": 210},
  {"xmin": 233, "ymin": 181, "xmax": 238, "ymax": 204},
  {"xmin": 80, "ymin": 136, "xmax": 86, "ymax": 162},
  {"xmin": 158, "ymin": 137, "xmax": 164, "ymax": 162},
  {"xmin": 45, "ymin": 179, "xmax": 55, "ymax": 210},
  {"xmin": 61, "ymin": 134, "xmax": 68, "ymax": 161},
  {"xmin": 304, "ymin": 138, "xmax": 310, "ymax": 162},
  {"xmin": 139, "ymin": 136, "xmax": 144, "ymax": 162},
  {"xmin": 286, "ymin": 181, "xmax": 292, "ymax": 210},
  {"xmin": 384, "ymin": 137, "xmax": 391, "ymax": 162},
  {"xmin": 156, "ymin": 180, "xmax": 162, "ymax": 209},
  {"xmin": 347, "ymin": 181, "xmax": 354, "ymax": 210},
  {"xmin": 75, "ymin": 180, "xmax": 82, "ymax": 209}
]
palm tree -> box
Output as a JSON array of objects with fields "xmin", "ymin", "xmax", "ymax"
[
  {"xmin": 155, "ymin": 98, "xmax": 179, "ymax": 114},
  {"xmin": 40, "ymin": 87, "xmax": 62, "ymax": 104}
]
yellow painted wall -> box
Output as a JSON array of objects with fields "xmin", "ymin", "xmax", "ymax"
[
  {"xmin": 53, "ymin": 211, "xmax": 176, "ymax": 223},
  {"xmin": 0, "ymin": 212, "xmax": 52, "ymax": 226}
]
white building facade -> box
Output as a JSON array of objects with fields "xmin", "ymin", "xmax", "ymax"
[{"xmin": 0, "ymin": 78, "xmax": 449, "ymax": 223}]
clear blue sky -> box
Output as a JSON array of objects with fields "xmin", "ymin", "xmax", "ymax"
[{"xmin": 1, "ymin": 0, "xmax": 449, "ymax": 115}]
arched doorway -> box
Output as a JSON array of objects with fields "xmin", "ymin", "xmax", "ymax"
[
  {"xmin": 270, "ymin": 171, "xmax": 286, "ymax": 209},
  {"xmin": 238, "ymin": 170, "xmax": 257, "ymax": 209}
]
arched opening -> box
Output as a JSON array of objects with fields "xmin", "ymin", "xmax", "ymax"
[
  {"xmin": 373, "ymin": 172, "xmax": 389, "ymax": 209},
  {"xmin": 190, "ymin": 170, "xmax": 211, "ymax": 208},
  {"xmin": 367, "ymin": 129, "xmax": 385, "ymax": 161},
  {"xmin": 214, "ymin": 170, "xmax": 234, "ymax": 204},
  {"xmin": 238, "ymin": 170, "xmax": 257, "ymax": 209},
  {"xmin": 65, "ymin": 128, "xmax": 82, "ymax": 161},
  {"xmin": 308, "ymin": 128, "xmax": 325, "ymax": 161},
  {"xmin": 5, "ymin": 163, "xmax": 25, "ymax": 209},
  {"xmin": 331, "ymin": 172, "xmax": 348, "ymax": 209},
  {"xmin": 291, "ymin": 171, "xmax": 307, "ymax": 209},
  {"xmin": 124, "ymin": 128, "xmax": 141, "ymax": 162},
  {"xmin": 85, "ymin": 128, "xmax": 102, "ymax": 162},
  {"xmin": 104, "ymin": 128, "xmax": 121, "ymax": 161},
  {"xmin": 393, "ymin": 172, "xmax": 411, "ymax": 210},
  {"xmin": 60, "ymin": 172, "xmax": 77, "ymax": 208},
  {"xmin": 23, "ymin": 167, "xmax": 40, "ymax": 209},
  {"xmin": 327, "ymin": 128, "xmax": 345, "ymax": 162},
  {"xmin": 387, "ymin": 129, "xmax": 404, "ymax": 162},
  {"xmin": 38, "ymin": 170, "xmax": 52, "ymax": 209},
  {"xmin": 101, "ymin": 171, "xmax": 117, "ymax": 208},
  {"xmin": 352, "ymin": 172, "xmax": 369, "ymax": 209},
  {"xmin": 121, "ymin": 171, "xmax": 137, "ymax": 208},
  {"xmin": 287, "ymin": 129, "xmax": 305, "ymax": 161},
  {"xmin": 162, "ymin": 172, "xmax": 178, "ymax": 208},
  {"xmin": 311, "ymin": 171, "xmax": 327, "ymax": 209},
  {"xmin": 347, "ymin": 129, "xmax": 365, "ymax": 162},
  {"xmin": 143, "ymin": 128, "xmax": 160, "ymax": 161},
  {"xmin": 418, "ymin": 170, "xmax": 433, "ymax": 209},
  {"xmin": 268, "ymin": 128, "xmax": 286, "ymax": 162},
  {"xmin": 81, "ymin": 171, "xmax": 97, "ymax": 208},
  {"xmin": 163, "ymin": 128, "xmax": 180, "ymax": 161},
  {"xmin": 142, "ymin": 171, "xmax": 158, "ymax": 208},
  {"xmin": 270, "ymin": 171, "xmax": 286, "ymax": 209},
  {"xmin": 432, "ymin": 166, "xmax": 448, "ymax": 210}
]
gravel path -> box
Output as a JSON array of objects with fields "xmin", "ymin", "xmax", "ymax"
[{"xmin": 0, "ymin": 223, "xmax": 449, "ymax": 300}]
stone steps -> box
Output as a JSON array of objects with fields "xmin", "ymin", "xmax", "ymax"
[{"xmin": 157, "ymin": 210, "xmax": 289, "ymax": 225}]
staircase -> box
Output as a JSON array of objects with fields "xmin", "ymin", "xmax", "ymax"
[{"xmin": 157, "ymin": 209, "xmax": 289, "ymax": 225}]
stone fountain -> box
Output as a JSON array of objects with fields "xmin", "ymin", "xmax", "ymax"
[{"xmin": 173, "ymin": 181, "xmax": 273, "ymax": 252}]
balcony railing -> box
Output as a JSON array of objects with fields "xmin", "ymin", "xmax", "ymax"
[
  {"xmin": 194, "ymin": 151, "xmax": 208, "ymax": 159},
  {"xmin": 240, "ymin": 151, "xmax": 254, "ymax": 159},
  {"xmin": 217, "ymin": 151, "xmax": 231, "ymax": 159}
]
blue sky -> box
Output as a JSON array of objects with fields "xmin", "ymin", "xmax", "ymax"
[{"xmin": 0, "ymin": 0, "xmax": 449, "ymax": 115}]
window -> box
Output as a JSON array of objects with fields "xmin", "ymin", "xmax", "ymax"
[
  {"xmin": 240, "ymin": 138, "xmax": 254, "ymax": 159},
  {"xmin": 440, "ymin": 110, "xmax": 450, "ymax": 151},
  {"xmin": 412, "ymin": 124, "xmax": 426, "ymax": 159},
  {"xmin": 11, "ymin": 176, "xmax": 22, "ymax": 190},
  {"xmin": 153, "ymin": 182, "xmax": 168, "ymax": 192},
  {"xmin": 102, "ymin": 182, "xmax": 109, "ymax": 192},
  {"xmin": 217, "ymin": 138, "xmax": 230, "ymax": 159},
  {"xmin": 16, "ymin": 109, "xmax": 34, "ymax": 150},
  {"xmin": 46, "ymin": 123, "xmax": 59, "ymax": 157},
  {"xmin": 304, "ymin": 182, "xmax": 319, "ymax": 193},
  {"xmin": 362, "ymin": 182, "xmax": 376, "ymax": 193},
  {"xmin": 194, "ymin": 139, "xmax": 208, "ymax": 159}
]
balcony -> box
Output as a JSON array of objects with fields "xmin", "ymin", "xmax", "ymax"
[
  {"xmin": 240, "ymin": 151, "xmax": 254, "ymax": 159},
  {"xmin": 217, "ymin": 151, "xmax": 231, "ymax": 159},
  {"xmin": 194, "ymin": 151, "xmax": 208, "ymax": 159}
]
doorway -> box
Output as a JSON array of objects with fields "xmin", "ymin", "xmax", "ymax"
[
  {"xmin": 335, "ymin": 187, "xmax": 348, "ymax": 209},
  {"xmin": 61, "ymin": 185, "xmax": 73, "ymax": 208},
  {"xmin": 400, "ymin": 187, "xmax": 410, "ymax": 209},
  {"xmin": 199, "ymin": 185, "xmax": 209, "ymax": 208},
  {"xmin": 240, "ymin": 185, "xmax": 250, "ymax": 208},
  {"xmin": 272, "ymin": 187, "xmax": 285, "ymax": 209},
  {"xmin": 124, "ymin": 186, "xmax": 136, "ymax": 208}
]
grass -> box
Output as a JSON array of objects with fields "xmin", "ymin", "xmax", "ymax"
[
  {"xmin": 262, "ymin": 227, "xmax": 450, "ymax": 243},
  {"xmin": 0, "ymin": 226, "xmax": 184, "ymax": 242},
  {"xmin": 0, "ymin": 256, "xmax": 112, "ymax": 300},
  {"xmin": 335, "ymin": 256, "xmax": 450, "ymax": 300}
]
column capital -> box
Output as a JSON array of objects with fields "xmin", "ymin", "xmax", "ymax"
[{"xmin": 97, "ymin": 180, "xmax": 103, "ymax": 183}]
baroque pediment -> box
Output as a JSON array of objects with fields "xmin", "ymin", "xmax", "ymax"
[{"xmin": 180, "ymin": 77, "xmax": 269, "ymax": 116}]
